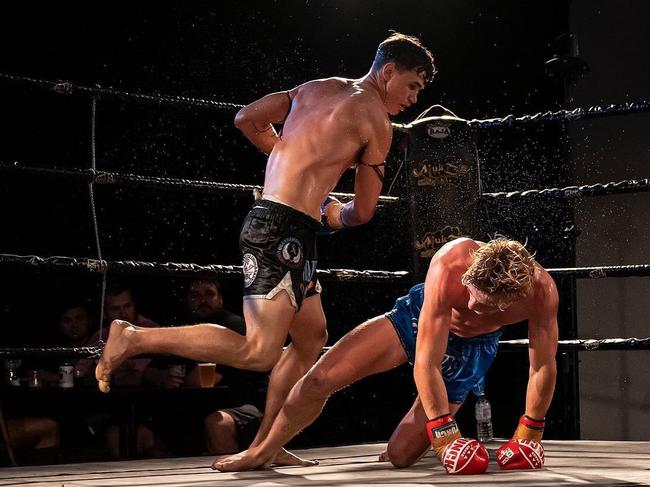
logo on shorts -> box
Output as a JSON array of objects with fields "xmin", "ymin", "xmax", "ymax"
[
  {"xmin": 242, "ymin": 253, "xmax": 258, "ymax": 288},
  {"xmin": 276, "ymin": 237, "xmax": 303, "ymax": 268}
]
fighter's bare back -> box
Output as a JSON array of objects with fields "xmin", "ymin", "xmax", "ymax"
[{"xmin": 263, "ymin": 78, "xmax": 393, "ymax": 220}]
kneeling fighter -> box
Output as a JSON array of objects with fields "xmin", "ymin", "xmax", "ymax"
[{"xmin": 213, "ymin": 237, "xmax": 558, "ymax": 474}]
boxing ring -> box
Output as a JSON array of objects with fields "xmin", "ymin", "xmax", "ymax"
[
  {"xmin": 2, "ymin": 441, "xmax": 650, "ymax": 486},
  {"xmin": 0, "ymin": 73, "xmax": 649, "ymax": 484}
]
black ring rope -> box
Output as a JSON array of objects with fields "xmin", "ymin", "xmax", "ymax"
[
  {"xmin": 548, "ymin": 265, "xmax": 650, "ymax": 279},
  {"xmin": 0, "ymin": 73, "xmax": 243, "ymax": 112},
  {"xmin": 1, "ymin": 336, "xmax": 648, "ymax": 359},
  {"xmin": 499, "ymin": 337, "xmax": 650, "ymax": 352},
  {"xmin": 481, "ymin": 178, "xmax": 650, "ymax": 200},
  {"xmin": 2, "ymin": 253, "xmax": 648, "ymax": 279},
  {"xmin": 0, "ymin": 163, "xmax": 399, "ymax": 204},
  {"xmin": 468, "ymin": 101, "xmax": 650, "ymax": 128},
  {"xmin": 0, "ymin": 346, "xmax": 103, "ymax": 359},
  {"xmin": 0, "ymin": 253, "xmax": 409, "ymax": 282},
  {"xmin": 1, "ymin": 72, "xmax": 648, "ymax": 127}
]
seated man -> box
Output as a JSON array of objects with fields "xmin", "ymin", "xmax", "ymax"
[
  {"xmin": 142, "ymin": 279, "xmax": 269, "ymax": 456},
  {"xmin": 185, "ymin": 279, "xmax": 268, "ymax": 455},
  {"xmin": 214, "ymin": 237, "xmax": 558, "ymax": 473},
  {"xmin": 4, "ymin": 417, "xmax": 60, "ymax": 463}
]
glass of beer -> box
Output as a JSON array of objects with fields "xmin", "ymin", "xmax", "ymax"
[{"xmin": 198, "ymin": 363, "xmax": 216, "ymax": 388}]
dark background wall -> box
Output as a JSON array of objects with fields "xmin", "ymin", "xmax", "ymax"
[
  {"xmin": 568, "ymin": 0, "xmax": 650, "ymax": 440},
  {"xmin": 1, "ymin": 0, "xmax": 645, "ymax": 449}
]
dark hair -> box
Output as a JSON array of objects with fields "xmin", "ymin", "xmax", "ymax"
[
  {"xmin": 104, "ymin": 281, "xmax": 132, "ymax": 298},
  {"xmin": 372, "ymin": 32, "xmax": 436, "ymax": 82},
  {"xmin": 187, "ymin": 278, "xmax": 222, "ymax": 295}
]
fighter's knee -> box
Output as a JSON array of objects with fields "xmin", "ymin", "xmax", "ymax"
[
  {"xmin": 301, "ymin": 367, "xmax": 337, "ymax": 398},
  {"xmin": 305, "ymin": 325, "xmax": 328, "ymax": 354},
  {"xmin": 316, "ymin": 324, "xmax": 328, "ymax": 346},
  {"xmin": 293, "ymin": 318, "xmax": 328, "ymax": 357},
  {"xmin": 387, "ymin": 443, "xmax": 418, "ymax": 468},
  {"xmin": 244, "ymin": 347, "xmax": 282, "ymax": 371}
]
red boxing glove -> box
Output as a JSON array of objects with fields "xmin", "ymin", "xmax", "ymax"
[
  {"xmin": 496, "ymin": 439, "xmax": 544, "ymax": 470},
  {"xmin": 442, "ymin": 437, "xmax": 489, "ymax": 475},
  {"xmin": 426, "ymin": 416, "xmax": 488, "ymax": 475}
]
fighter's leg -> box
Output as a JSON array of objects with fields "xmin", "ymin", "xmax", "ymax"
[
  {"xmin": 380, "ymin": 398, "xmax": 462, "ymax": 467},
  {"xmin": 213, "ymin": 315, "xmax": 408, "ymax": 471},
  {"xmin": 96, "ymin": 292, "xmax": 294, "ymax": 393},
  {"xmin": 249, "ymin": 293, "xmax": 327, "ymax": 448}
]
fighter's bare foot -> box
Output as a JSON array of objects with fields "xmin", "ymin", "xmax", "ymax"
[
  {"xmin": 95, "ymin": 320, "xmax": 137, "ymax": 393},
  {"xmin": 270, "ymin": 448, "xmax": 318, "ymax": 467},
  {"xmin": 378, "ymin": 450, "xmax": 390, "ymax": 462},
  {"xmin": 212, "ymin": 447, "xmax": 272, "ymax": 472}
]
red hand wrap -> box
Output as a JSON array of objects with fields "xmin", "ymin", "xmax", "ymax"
[
  {"xmin": 426, "ymin": 415, "xmax": 461, "ymax": 458},
  {"xmin": 514, "ymin": 415, "xmax": 545, "ymax": 442},
  {"xmin": 520, "ymin": 415, "xmax": 545, "ymax": 430}
]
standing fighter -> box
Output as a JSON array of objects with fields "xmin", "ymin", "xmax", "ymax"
[
  {"xmin": 214, "ymin": 237, "xmax": 557, "ymax": 473},
  {"xmin": 96, "ymin": 33, "xmax": 435, "ymax": 464}
]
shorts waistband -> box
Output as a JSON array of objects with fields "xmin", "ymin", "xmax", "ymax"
[
  {"xmin": 252, "ymin": 198, "xmax": 321, "ymax": 232},
  {"xmin": 449, "ymin": 329, "xmax": 502, "ymax": 343}
]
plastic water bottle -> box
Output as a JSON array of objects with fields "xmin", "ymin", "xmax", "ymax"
[{"xmin": 475, "ymin": 393, "xmax": 493, "ymax": 442}]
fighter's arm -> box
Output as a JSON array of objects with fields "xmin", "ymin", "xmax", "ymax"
[
  {"xmin": 495, "ymin": 276, "xmax": 558, "ymax": 470},
  {"xmin": 324, "ymin": 116, "xmax": 392, "ymax": 229},
  {"xmin": 234, "ymin": 88, "xmax": 295, "ymax": 155},
  {"xmin": 415, "ymin": 261, "xmax": 491, "ymax": 474},
  {"xmin": 523, "ymin": 276, "xmax": 559, "ymax": 423},
  {"xmin": 414, "ymin": 262, "xmax": 453, "ymax": 421}
]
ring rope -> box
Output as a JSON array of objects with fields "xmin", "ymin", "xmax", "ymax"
[
  {"xmin": 468, "ymin": 101, "xmax": 650, "ymax": 128},
  {"xmin": 1, "ymin": 72, "xmax": 648, "ymax": 128},
  {"xmin": 481, "ymin": 178, "xmax": 650, "ymax": 200},
  {"xmin": 88, "ymin": 96, "xmax": 109, "ymax": 340},
  {"xmin": 0, "ymin": 73, "xmax": 243, "ymax": 112},
  {"xmin": 1, "ymin": 336, "xmax": 648, "ymax": 359},
  {"xmin": 0, "ymin": 163, "xmax": 400, "ymax": 204},
  {"xmin": 0, "ymin": 346, "xmax": 102, "ymax": 359},
  {"xmin": 1, "ymin": 253, "xmax": 648, "ymax": 279},
  {"xmin": 0, "ymin": 253, "xmax": 409, "ymax": 282},
  {"xmin": 499, "ymin": 337, "xmax": 650, "ymax": 351},
  {"xmin": 548, "ymin": 265, "xmax": 650, "ymax": 279}
]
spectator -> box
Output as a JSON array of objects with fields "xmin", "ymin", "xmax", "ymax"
[
  {"xmin": 143, "ymin": 279, "xmax": 269, "ymax": 456},
  {"xmin": 187, "ymin": 278, "xmax": 268, "ymax": 455},
  {"xmin": 99, "ymin": 283, "xmax": 160, "ymax": 458}
]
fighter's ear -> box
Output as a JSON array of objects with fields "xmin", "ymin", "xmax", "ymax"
[{"xmin": 380, "ymin": 62, "xmax": 398, "ymax": 81}]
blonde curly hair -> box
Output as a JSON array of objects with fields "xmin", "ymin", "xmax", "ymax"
[{"xmin": 461, "ymin": 237, "xmax": 536, "ymax": 304}]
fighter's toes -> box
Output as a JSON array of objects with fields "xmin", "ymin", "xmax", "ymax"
[{"xmin": 271, "ymin": 448, "xmax": 319, "ymax": 467}]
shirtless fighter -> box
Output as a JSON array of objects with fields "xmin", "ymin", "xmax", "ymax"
[
  {"xmin": 213, "ymin": 237, "xmax": 558, "ymax": 473},
  {"xmin": 95, "ymin": 33, "xmax": 435, "ymax": 465}
]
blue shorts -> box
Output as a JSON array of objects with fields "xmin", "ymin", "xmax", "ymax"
[{"xmin": 385, "ymin": 283, "xmax": 502, "ymax": 403}]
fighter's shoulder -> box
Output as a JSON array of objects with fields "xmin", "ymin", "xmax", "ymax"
[
  {"xmin": 426, "ymin": 239, "xmax": 476, "ymax": 282},
  {"xmin": 435, "ymin": 238, "xmax": 479, "ymax": 263},
  {"xmin": 295, "ymin": 77, "xmax": 350, "ymax": 94},
  {"xmin": 530, "ymin": 265, "xmax": 559, "ymax": 310}
]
